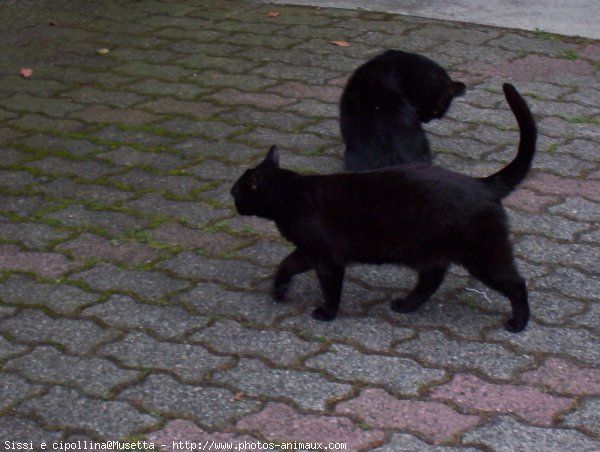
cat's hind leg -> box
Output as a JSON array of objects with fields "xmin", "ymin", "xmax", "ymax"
[
  {"xmin": 272, "ymin": 248, "xmax": 312, "ymax": 302},
  {"xmin": 391, "ymin": 264, "xmax": 447, "ymax": 313},
  {"xmin": 312, "ymin": 259, "xmax": 345, "ymax": 321}
]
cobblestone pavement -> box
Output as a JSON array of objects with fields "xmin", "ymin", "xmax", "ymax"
[{"xmin": 1, "ymin": 1, "xmax": 599, "ymax": 450}]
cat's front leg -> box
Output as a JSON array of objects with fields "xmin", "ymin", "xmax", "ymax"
[
  {"xmin": 272, "ymin": 248, "xmax": 312, "ymax": 302},
  {"xmin": 391, "ymin": 265, "xmax": 447, "ymax": 313},
  {"xmin": 312, "ymin": 259, "xmax": 345, "ymax": 321}
]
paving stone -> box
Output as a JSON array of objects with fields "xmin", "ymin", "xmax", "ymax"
[
  {"xmin": 147, "ymin": 419, "xmax": 258, "ymax": 452},
  {"xmin": 0, "ymin": 274, "xmax": 99, "ymax": 315},
  {"xmin": 110, "ymin": 169, "xmax": 203, "ymax": 197},
  {"xmin": 72, "ymin": 262, "xmax": 188, "ymax": 301},
  {"xmin": 5, "ymin": 345, "xmax": 138, "ymax": 397},
  {"xmin": 0, "ymin": 244, "xmax": 80, "ymax": 278},
  {"xmin": 213, "ymin": 358, "xmax": 351, "ymax": 411},
  {"xmin": 188, "ymin": 159, "xmax": 249, "ymax": 182},
  {"xmin": 336, "ymin": 388, "xmax": 480, "ymax": 445},
  {"xmin": 527, "ymin": 291, "xmax": 586, "ymax": 325},
  {"xmin": 120, "ymin": 374, "xmax": 260, "ymax": 429},
  {"xmin": 522, "ymin": 358, "xmax": 600, "ymax": 396},
  {"xmin": 562, "ymin": 398, "xmax": 600, "ymax": 436},
  {"xmin": 44, "ymin": 204, "xmax": 147, "ymax": 236},
  {"xmin": 190, "ymin": 320, "xmax": 319, "ymax": 366},
  {"xmin": 504, "ymin": 189, "xmax": 561, "ymax": 213},
  {"xmin": 571, "ymin": 302, "xmax": 600, "ymax": 333},
  {"xmin": 0, "ymin": 92, "xmax": 83, "ymax": 117},
  {"xmin": 177, "ymin": 283, "xmax": 302, "ymax": 326},
  {"xmin": 157, "ymin": 252, "xmax": 270, "ymax": 289},
  {"xmin": 17, "ymin": 386, "xmax": 157, "ymax": 440},
  {"xmin": 516, "ymin": 236, "xmax": 600, "ymax": 273},
  {"xmin": 536, "ymin": 267, "xmax": 600, "ymax": 300},
  {"xmin": 0, "ymin": 309, "xmax": 117, "ymax": 354},
  {"xmin": 35, "ymin": 178, "xmax": 135, "ymax": 206},
  {"xmin": 235, "ymin": 239, "xmax": 293, "ymax": 267},
  {"xmin": 488, "ymin": 322, "xmax": 600, "ymax": 366},
  {"xmin": 56, "ymin": 232, "xmax": 163, "ymax": 264},
  {"xmin": 237, "ymin": 402, "xmax": 386, "ymax": 450},
  {"xmin": 0, "ymin": 416, "xmax": 61, "ymax": 447},
  {"xmin": 0, "ymin": 194, "xmax": 54, "ymax": 217},
  {"xmin": 463, "ymin": 416, "xmax": 598, "ymax": 451},
  {"xmin": 83, "ymin": 294, "xmax": 207, "ymax": 339},
  {"xmin": 373, "ymin": 433, "xmax": 482, "ymax": 452},
  {"xmin": 126, "ymin": 193, "xmax": 228, "ymax": 226},
  {"xmin": 93, "ymin": 126, "xmax": 174, "ymax": 149},
  {"xmin": 60, "ymin": 87, "xmax": 145, "ymax": 107},
  {"xmin": 149, "ymin": 223, "xmax": 245, "ymax": 254},
  {"xmin": 126, "ymin": 79, "xmax": 208, "ymax": 100},
  {"xmin": 0, "ymin": 373, "xmax": 43, "ymax": 411},
  {"xmin": 0, "ymin": 169, "xmax": 36, "ymax": 190},
  {"xmin": 549, "ymin": 197, "xmax": 600, "ymax": 222},
  {"xmin": 282, "ymin": 314, "xmax": 414, "ymax": 352},
  {"xmin": 306, "ymin": 344, "xmax": 445, "ymax": 395},
  {"xmin": 0, "ymin": 221, "xmax": 69, "ymax": 249},
  {"xmin": 25, "ymin": 156, "xmax": 115, "ymax": 180},
  {"xmin": 8, "ymin": 113, "xmax": 84, "ymax": 133},
  {"xmin": 0, "ymin": 335, "xmax": 28, "ymax": 361},
  {"xmin": 97, "ymin": 146, "xmax": 185, "ymax": 171},
  {"xmin": 398, "ymin": 330, "xmax": 534, "ymax": 379},
  {"xmin": 431, "ymin": 374, "xmax": 573, "ymax": 426},
  {"xmin": 71, "ymin": 105, "xmax": 161, "ymax": 126},
  {"xmin": 100, "ymin": 331, "xmax": 230, "ymax": 380}
]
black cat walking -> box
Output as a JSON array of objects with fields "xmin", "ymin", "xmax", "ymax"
[
  {"xmin": 341, "ymin": 50, "xmax": 465, "ymax": 170},
  {"xmin": 232, "ymin": 84, "xmax": 536, "ymax": 332}
]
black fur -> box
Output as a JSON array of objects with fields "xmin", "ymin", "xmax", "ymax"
[
  {"xmin": 232, "ymin": 84, "xmax": 536, "ymax": 333},
  {"xmin": 340, "ymin": 50, "xmax": 466, "ymax": 170}
]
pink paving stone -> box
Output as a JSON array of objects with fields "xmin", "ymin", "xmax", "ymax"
[
  {"xmin": 580, "ymin": 43, "xmax": 600, "ymax": 60},
  {"xmin": 522, "ymin": 357, "xmax": 600, "ymax": 396},
  {"xmin": 150, "ymin": 223, "xmax": 246, "ymax": 253},
  {"xmin": 56, "ymin": 232, "xmax": 163, "ymax": 264},
  {"xmin": 523, "ymin": 172, "xmax": 600, "ymax": 202},
  {"xmin": 430, "ymin": 374, "xmax": 573, "ymax": 426},
  {"xmin": 237, "ymin": 402, "xmax": 386, "ymax": 450},
  {"xmin": 208, "ymin": 88, "xmax": 296, "ymax": 108},
  {"xmin": 466, "ymin": 55, "xmax": 594, "ymax": 81},
  {"xmin": 588, "ymin": 169, "xmax": 600, "ymax": 180},
  {"xmin": 505, "ymin": 189, "xmax": 560, "ymax": 213},
  {"xmin": 0, "ymin": 244, "xmax": 79, "ymax": 278},
  {"xmin": 267, "ymin": 81, "xmax": 342, "ymax": 103},
  {"xmin": 147, "ymin": 419, "xmax": 258, "ymax": 451},
  {"xmin": 335, "ymin": 388, "xmax": 480, "ymax": 445}
]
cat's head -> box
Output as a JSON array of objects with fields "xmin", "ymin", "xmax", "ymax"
[
  {"xmin": 415, "ymin": 79, "xmax": 466, "ymax": 123},
  {"xmin": 231, "ymin": 145, "xmax": 280, "ymax": 217}
]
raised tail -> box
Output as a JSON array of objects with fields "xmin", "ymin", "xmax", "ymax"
[{"xmin": 481, "ymin": 83, "xmax": 537, "ymax": 199}]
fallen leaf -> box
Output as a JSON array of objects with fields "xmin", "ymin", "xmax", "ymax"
[
  {"xmin": 20, "ymin": 68, "xmax": 33, "ymax": 78},
  {"xmin": 266, "ymin": 11, "xmax": 280, "ymax": 18},
  {"xmin": 49, "ymin": 20, "xmax": 58, "ymax": 26},
  {"xmin": 330, "ymin": 40, "xmax": 351, "ymax": 47},
  {"xmin": 96, "ymin": 48, "xmax": 110, "ymax": 55},
  {"xmin": 234, "ymin": 392, "xmax": 245, "ymax": 401}
]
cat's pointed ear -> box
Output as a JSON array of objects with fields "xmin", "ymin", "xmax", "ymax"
[
  {"xmin": 261, "ymin": 144, "xmax": 280, "ymax": 169},
  {"xmin": 450, "ymin": 81, "xmax": 466, "ymax": 97}
]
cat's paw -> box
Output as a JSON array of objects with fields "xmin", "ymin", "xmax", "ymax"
[
  {"xmin": 390, "ymin": 298, "xmax": 420, "ymax": 313},
  {"xmin": 272, "ymin": 283, "xmax": 289, "ymax": 302},
  {"xmin": 504, "ymin": 317, "xmax": 526, "ymax": 333},
  {"xmin": 311, "ymin": 306, "xmax": 336, "ymax": 322}
]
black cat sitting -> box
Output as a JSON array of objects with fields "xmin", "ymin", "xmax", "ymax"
[
  {"xmin": 341, "ymin": 50, "xmax": 466, "ymax": 170},
  {"xmin": 232, "ymin": 84, "xmax": 536, "ymax": 332}
]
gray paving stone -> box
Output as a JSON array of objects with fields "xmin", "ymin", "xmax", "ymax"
[
  {"xmin": 0, "ymin": 194, "xmax": 54, "ymax": 217},
  {"xmin": 0, "ymin": 274, "xmax": 100, "ymax": 315},
  {"xmin": 306, "ymin": 344, "xmax": 445, "ymax": 395},
  {"xmin": 0, "ymin": 170, "xmax": 37, "ymax": 190},
  {"xmin": 119, "ymin": 374, "xmax": 260, "ymax": 429},
  {"xmin": 44, "ymin": 204, "xmax": 147, "ymax": 236},
  {"xmin": 0, "ymin": 335, "xmax": 28, "ymax": 361},
  {"xmin": 464, "ymin": 416, "xmax": 598, "ymax": 451},
  {"xmin": 93, "ymin": 126, "xmax": 174, "ymax": 148},
  {"xmin": 25, "ymin": 156, "xmax": 115, "ymax": 180},
  {"xmin": 157, "ymin": 252, "xmax": 270, "ymax": 289},
  {"xmin": 374, "ymin": 433, "xmax": 483, "ymax": 451},
  {"xmin": 0, "ymin": 373, "xmax": 43, "ymax": 411},
  {"xmin": 488, "ymin": 322, "xmax": 600, "ymax": 366},
  {"xmin": 536, "ymin": 267, "xmax": 600, "ymax": 300},
  {"xmin": 0, "ymin": 309, "xmax": 117, "ymax": 354},
  {"xmin": 549, "ymin": 197, "xmax": 600, "ymax": 222},
  {"xmin": 109, "ymin": 169, "xmax": 203, "ymax": 197},
  {"xmin": 190, "ymin": 320, "xmax": 320, "ymax": 366},
  {"xmin": 72, "ymin": 262, "xmax": 189, "ymax": 301},
  {"xmin": 528, "ymin": 291, "xmax": 587, "ymax": 325},
  {"xmin": 83, "ymin": 294, "xmax": 206, "ymax": 339},
  {"xmin": 0, "ymin": 221, "xmax": 69, "ymax": 249},
  {"xmin": 5, "ymin": 345, "xmax": 138, "ymax": 397},
  {"xmin": 126, "ymin": 193, "xmax": 228, "ymax": 226},
  {"xmin": 99, "ymin": 331, "xmax": 231, "ymax": 381},
  {"xmin": 177, "ymin": 283, "xmax": 302, "ymax": 326},
  {"xmin": 17, "ymin": 386, "xmax": 157, "ymax": 440},
  {"xmin": 562, "ymin": 397, "xmax": 600, "ymax": 436},
  {"xmin": 235, "ymin": 240, "xmax": 293, "ymax": 268},
  {"xmin": 98, "ymin": 146, "xmax": 185, "ymax": 171},
  {"xmin": 35, "ymin": 178, "xmax": 135, "ymax": 205},
  {"xmin": 398, "ymin": 330, "xmax": 534, "ymax": 379},
  {"xmin": 282, "ymin": 314, "xmax": 413, "ymax": 352},
  {"xmin": 516, "ymin": 236, "xmax": 600, "ymax": 273},
  {"xmin": 0, "ymin": 416, "xmax": 61, "ymax": 447},
  {"xmin": 572, "ymin": 302, "xmax": 600, "ymax": 333},
  {"xmin": 213, "ymin": 358, "xmax": 351, "ymax": 411}
]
